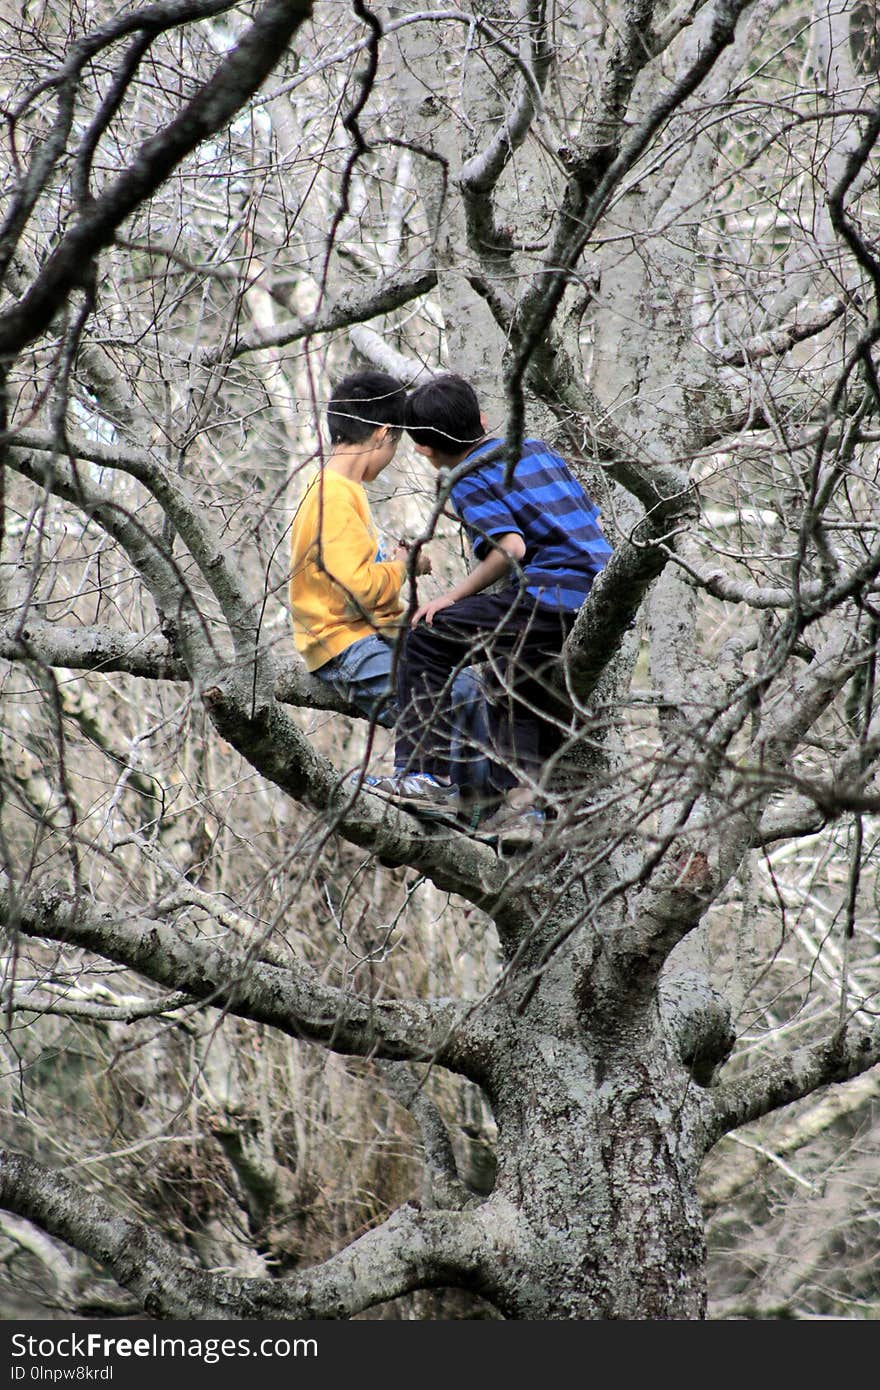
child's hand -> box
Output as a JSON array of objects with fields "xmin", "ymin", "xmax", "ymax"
[
  {"xmin": 412, "ymin": 594, "xmax": 455, "ymax": 627},
  {"xmin": 394, "ymin": 540, "xmax": 432, "ymax": 576}
]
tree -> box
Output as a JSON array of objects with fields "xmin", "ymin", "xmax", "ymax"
[{"xmin": 1, "ymin": 0, "xmax": 879, "ymax": 1321}]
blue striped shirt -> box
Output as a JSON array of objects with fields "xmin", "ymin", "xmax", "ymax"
[{"xmin": 449, "ymin": 438, "xmax": 612, "ymax": 611}]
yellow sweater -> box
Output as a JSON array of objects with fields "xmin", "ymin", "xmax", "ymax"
[{"xmin": 289, "ymin": 469, "xmax": 407, "ymax": 671}]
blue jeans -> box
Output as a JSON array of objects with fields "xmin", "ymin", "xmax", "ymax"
[
  {"xmin": 317, "ymin": 633, "xmax": 492, "ymax": 793},
  {"xmin": 396, "ymin": 588, "xmax": 574, "ymax": 793}
]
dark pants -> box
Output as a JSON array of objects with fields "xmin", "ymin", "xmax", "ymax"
[{"xmin": 395, "ymin": 587, "xmax": 574, "ymax": 793}]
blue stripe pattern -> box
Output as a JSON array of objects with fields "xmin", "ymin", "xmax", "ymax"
[{"xmin": 450, "ymin": 438, "xmax": 613, "ymax": 610}]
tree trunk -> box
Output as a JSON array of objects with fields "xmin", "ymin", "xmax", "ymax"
[{"xmin": 481, "ymin": 1020, "xmax": 706, "ymax": 1318}]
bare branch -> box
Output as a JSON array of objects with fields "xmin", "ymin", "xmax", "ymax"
[
  {"xmin": 661, "ymin": 545, "xmax": 828, "ymax": 609},
  {"xmin": 348, "ymin": 326, "xmax": 432, "ymax": 384},
  {"xmin": 510, "ymin": 0, "xmax": 756, "ymax": 388},
  {"xmin": 707, "ymin": 1027, "xmax": 880, "ymax": 1143},
  {"xmin": 1, "ymin": 880, "xmax": 482, "ymax": 1073},
  {"xmin": 701, "ymin": 1071, "xmax": 880, "ymax": 1209},
  {"xmin": 564, "ymin": 503, "xmax": 698, "ymax": 704},
  {"xmin": 0, "ymin": 614, "xmax": 372, "ymax": 716},
  {"xmin": 1, "ymin": 986, "xmax": 193, "ymax": 1024},
  {"xmin": 458, "ymin": 0, "xmax": 553, "ymax": 264},
  {"xmin": 0, "ymin": 0, "xmax": 315, "ymax": 358},
  {"xmin": 203, "ymin": 266, "xmax": 438, "ymax": 365},
  {"xmin": 0, "ymin": 1149, "xmax": 489, "ymax": 1318},
  {"xmin": 719, "ymin": 295, "xmax": 848, "ymax": 367},
  {"xmin": 0, "ymin": 1, "xmax": 242, "ymax": 283},
  {"xmin": 8, "ymin": 432, "xmax": 275, "ymax": 671},
  {"xmin": 377, "ymin": 1061, "xmax": 477, "ymax": 1210}
]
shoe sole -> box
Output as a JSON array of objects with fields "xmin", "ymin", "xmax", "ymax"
[
  {"xmin": 359, "ymin": 780, "xmax": 458, "ymax": 818},
  {"xmin": 393, "ymin": 806, "xmax": 542, "ymax": 854},
  {"xmin": 356, "ymin": 781, "xmax": 543, "ymax": 853},
  {"xmin": 359, "ymin": 782, "xmax": 503, "ymax": 844}
]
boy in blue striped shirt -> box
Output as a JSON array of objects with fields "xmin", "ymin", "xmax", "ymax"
[{"xmin": 374, "ymin": 373, "xmax": 612, "ymax": 845}]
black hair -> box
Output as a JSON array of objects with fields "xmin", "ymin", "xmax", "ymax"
[
  {"xmin": 403, "ymin": 373, "xmax": 484, "ymax": 455},
  {"xmin": 326, "ymin": 370, "xmax": 406, "ymax": 444}
]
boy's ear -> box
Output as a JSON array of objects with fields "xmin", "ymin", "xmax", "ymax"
[{"xmin": 479, "ymin": 412, "xmax": 487, "ymax": 429}]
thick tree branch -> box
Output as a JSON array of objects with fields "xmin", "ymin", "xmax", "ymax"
[
  {"xmin": 659, "ymin": 968, "xmax": 736, "ymax": 1085},
  {"xmin": 662, "ymin": 545, "xmax": 828, "ymax": 609},
  {"xmin": 563, "ymin": 505, "xmax": 697, "ymax": 704},
  {"xmin": 197, "ymin": 681, "xmax": 510, "ymax": 905},
  {"xmin": 753, "ymin": 695, "xmax": 880, "ymax": 840},
  {"xmin": 376, "ymin": 1061, "xmax": 477, "ymax": 1210},
  {"xmin": 748, "ymin": 629, "xmax": 863, "ymax": 773},
  {"xmin": 0, "ymin": 1213, "xmax": 76, "ymax": 1299},
  {"xmin": 5, "ymin": 448, "xmax": 216, "ymax": 676},
  {"xmin": 753, "ymin": 795, "xmax": 827, "ymax": 845},
  {"xmin": 705, "ymin": 1026, "xmax": 880, "ymax": 1144},
  {"xmin": 0, "ymin": 1, "xmax": 241, "ymax": 283},
  {"xmin": 1, "ymin": 881, "xmax": 485, "ymax": 1075},
  {"xmin": 510, "ymin": 0, "xmax": 754, "ymax": 390},
  {"xmin": 348, "ymin": 326, "xmax": 432, "ymax": 384},
  {"xmin": 827, "ymin": 101, "xmax": 880, "ymax": 312},
  {"xmin": 0, "ymin": 616, "xmax": 355, "ymax": 713},
  {"xmin": 701, "ymin": 1071, "xmax": 880, "ymax": 1210},
  {"xmin": 608, "ymin": 632, "xmax": 861, "ymax": 982},
  {"xmin": 533, "ymin": 354, "xmax": 696, "ymax": 516},
  {"xmin": 0, "ymin": 618, "xmax": 186, "ymax": 682},
  {"xmin": 0, "ymin": 1149, "xmax": 490, "ymax": 1318},
  {"xmin": 202, "ymin": 266, "xmax": 438, "ymax": 366},
  {"xmin": 458, "ymin": 0, "xmax": 553, "ymax": 269},
  {"xmin": 457, "ymin": 0, "xmax": 549, "ymax": 198},
  {"xmin": 7, "ymin": 434, "xmax": 271, "ymax": 677},
  {"xmin": 611, "ymin": 850, "xmax": 717, "ymax": 989}
]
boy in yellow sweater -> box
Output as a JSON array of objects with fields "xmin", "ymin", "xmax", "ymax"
[{"xmin": 289, "ymin": 370, "xmax": 490, "ymax": 790}]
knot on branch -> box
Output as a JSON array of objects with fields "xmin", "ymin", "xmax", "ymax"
[
  {"xmin": 646, "ymin": 848, "xmax": 716, "ymax": 919},
  {"xmin": 637, "ymin": 847, "xmax": 717, "ymax": 949},
  {"xmin": 659, "ymin": 970, "xmax": 735, "ymax": 1086},
  {"xmin": 202, "ymin": 680, "xmax": 272, "ymax": 730},
  {"xmin": 665, "ymin": 848, "xmax": 714, "ymax": 895}
]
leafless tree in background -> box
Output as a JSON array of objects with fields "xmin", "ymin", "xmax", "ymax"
[{"xmin": 0, "ymin": 0, "xmax": 879, "ymax": 1320}]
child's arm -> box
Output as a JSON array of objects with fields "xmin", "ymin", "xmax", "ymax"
[
  {"xmin": 411, "ymin": 532, "xmax": 525, "ymax": 627},
  {"xmin": 315, "ymin": 491, "xmax": 408, "ymax": 617}
]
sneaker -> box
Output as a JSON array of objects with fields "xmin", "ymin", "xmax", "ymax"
[
  {"xmin": 481, "ymin": 796, "xmax": 546, "ymax": 851},
  {"xmin": 359, "ymin": 772, "xmax": 460, "ymax": 822},
  {"xmin": 346, "ymin": 771, "xmax": 385, "ymax": 789}
]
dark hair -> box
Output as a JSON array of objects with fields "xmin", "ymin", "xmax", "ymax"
[
  {"xmin": 403, "ymin": 373, "xmax": 484, "ymax": 455},
  {"xmin": 326, "ymin": 371, "xmax": 406, "ymax": 444}
]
